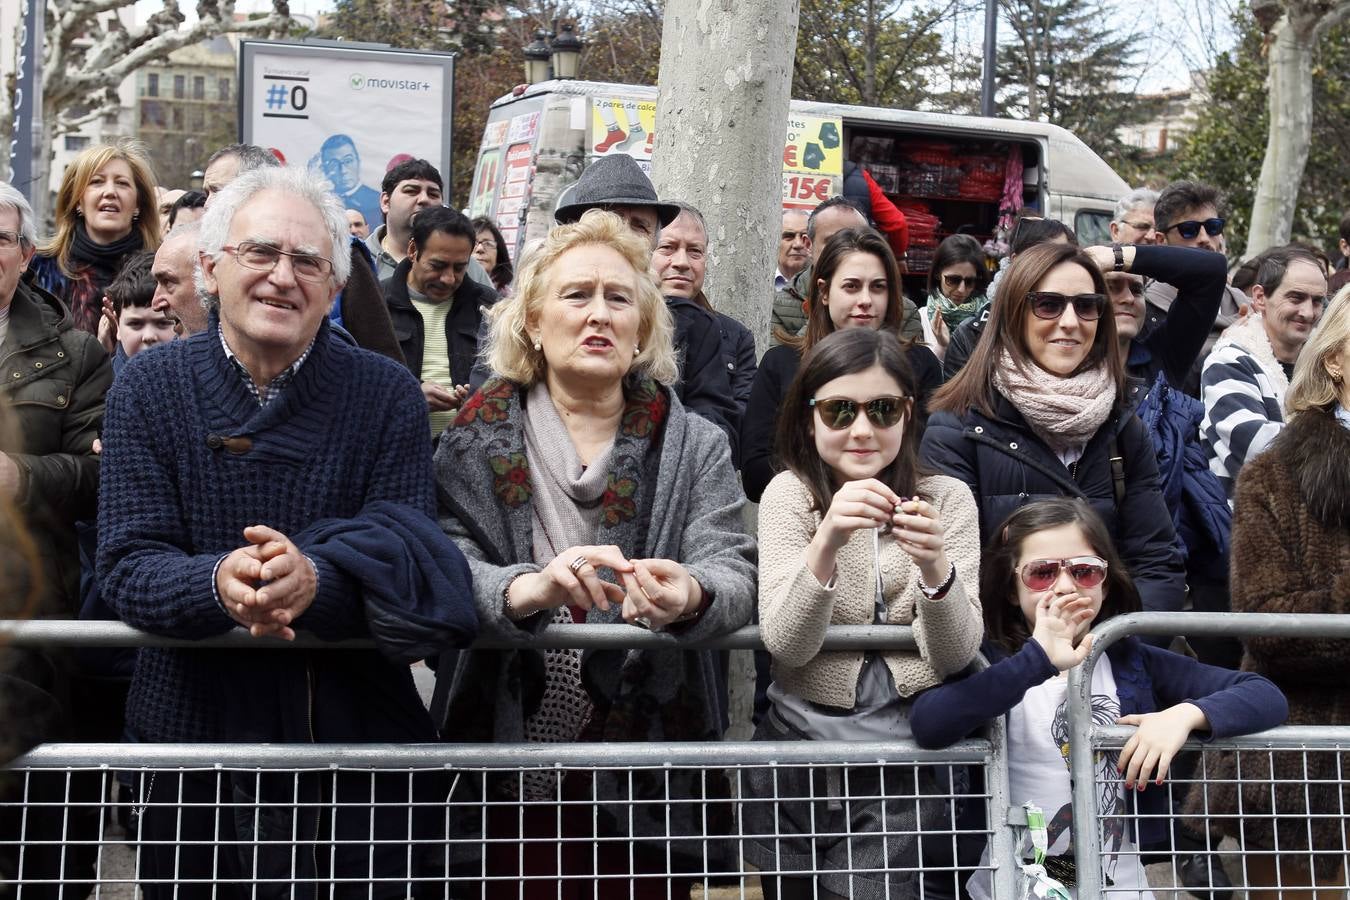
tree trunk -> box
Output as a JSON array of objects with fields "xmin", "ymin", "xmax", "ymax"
[
  {"xmin": 651, "ymin": 0, "xmax": 799, "ymax": 356},
  {"xmin": 651, "ymin": 0, "xmax": 798, "ymax": 740},
  {"xmin": 1246, "ymin": 7, "xmax": 1317, "ymax": 256}
]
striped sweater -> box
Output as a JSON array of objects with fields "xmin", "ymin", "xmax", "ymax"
[{"xmin": 1200, "ymin": 312, "xmax": 1290, "ymax": 500}]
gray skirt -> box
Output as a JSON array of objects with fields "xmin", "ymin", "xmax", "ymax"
[{"xmin": 739, "ymin": 710, "xmax": 965, "ymax": 900}]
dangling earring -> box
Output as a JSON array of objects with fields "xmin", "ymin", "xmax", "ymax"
[
  {"xmin": 532, "ymin": 339, "xmax": 542, "ymax": 351},
  {"xmin": 132, "ymin": 211, "xmax": 140, "ymax": 220}
]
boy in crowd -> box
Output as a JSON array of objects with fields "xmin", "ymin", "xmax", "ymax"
[{"xmin": 105, "ymin": 251, "xmax": 178, "ymax": 362}]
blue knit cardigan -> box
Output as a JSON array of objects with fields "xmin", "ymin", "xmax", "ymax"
[{"xmin": 97, "ymin": 315, "xmax": 472, "ymax": 743}]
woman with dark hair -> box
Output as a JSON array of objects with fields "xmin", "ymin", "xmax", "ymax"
[
  {"xmin": 744, "ymin": 327, "xmax": 982, "ymax": 900},
  {"xmin": 919, "ymin": 234, "xmax": 989, "ymax": 361},
  {"xmin": 920, "ymin": 242, "xmax": 1186, "ymax": 621},
  {"xmin": 740, "ymin": 227, "xmax": 942, "ymax": 502},
  {"xmin": 30, "ymin": 140, "xmax": 162, "ymax": 336},
  {"xmin": 1186, "ymin": 285, "xmax": 1350, "ymax": 898},
  {"xmin": 470, "ymin": 215, "xmax": 514, "ymax": 295},
  {"xmin": 943, "ymin": 218, "xmax": 1077, "ymax": 380},
  {"xmin": 911, "ymin": 499, "xmax": 1285, "ymax": 900}
]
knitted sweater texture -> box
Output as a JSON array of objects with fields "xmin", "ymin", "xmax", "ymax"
[
  {"xmin": 97, "ymin": 317, "xmax": 437, "ymax": 741},
  {"xmin": 757, "ymin": 471, "xmax": 983, "ymax": 708}
]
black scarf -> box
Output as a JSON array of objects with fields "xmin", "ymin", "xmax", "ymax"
[{"xmin": 69, "ymin": 221, "xmax": 144, "ymax": 283}]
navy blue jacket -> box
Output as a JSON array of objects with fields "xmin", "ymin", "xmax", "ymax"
[
  {"xmin": 911, "ymin": 635, "xmax": 1288, "ymax": 845},
  {"xmin": 920, "ymin": 389, "xmax": 1187, "ymax": 616}
]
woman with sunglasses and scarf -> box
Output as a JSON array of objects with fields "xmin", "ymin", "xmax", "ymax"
[
  {"xmin": 920, "ymin": 242, "xmax": 1187, "ymax": 624},
  {"xmin": 919, "ymin": 234, "xmax": 990, "ymax": 362},
  {"xmin": 744, "ymin": 327, "xmax": 982, "ymax": 900},
  {"xmin": 741, "ymin": 227, "xmax": 942, "ymax": 502},
  {"xmin": 910, "ymin": 499, "xmax": 1286, "ymax": 900}
]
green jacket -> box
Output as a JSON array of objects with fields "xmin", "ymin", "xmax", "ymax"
[{"xmin": 2, "ymin": 278, "xmax": 111, "ymax": 614}]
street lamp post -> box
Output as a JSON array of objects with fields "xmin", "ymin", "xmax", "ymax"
[{"xmin": 521, "ymin": 22, "xmax": 583, "ymax": 85}]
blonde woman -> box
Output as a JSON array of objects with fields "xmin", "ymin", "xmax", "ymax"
[{"xmin": 31, "ymin": 140, "xmax": 161, "ymax": 335}]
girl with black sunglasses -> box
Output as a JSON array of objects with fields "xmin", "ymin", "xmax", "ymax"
[
  {"xmin": 920, "ymin": 234, "xmax": 991, "ymax": 362},
  {"xmin": 919, "ymin": 242, "xmax": 1189, "ymax": 628},
  {"xmin": 911, "ymin": 499, "xmax": 1286, "ymax": 900},
  {"xmin": 741, "ymin": 328, "xmax": 984, "ymax": 900}
]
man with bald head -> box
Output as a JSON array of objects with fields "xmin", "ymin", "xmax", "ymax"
[{"xmin": 151, "ymin": 225, "xmax": 207, "ymax": 335}]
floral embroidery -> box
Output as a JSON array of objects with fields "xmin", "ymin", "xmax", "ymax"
[
  {"xmin": 600, "ymin": 474, "xmax": 638, "ymax": 527},
  {"xmin": 489, "ymin": 453, "xmax": 532, "ymax": 507},
  {"xmin": 456, "ymin": 379, "xmax": 513, "ymax": 427},
  {"xmin": 620, "ymin": 379, "xmax": 668, "ymax": 439}
]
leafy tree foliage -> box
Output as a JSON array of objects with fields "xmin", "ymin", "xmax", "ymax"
[
  {"xmin": 790, "ymin": 0, "xmax": 953, "ymax": 109},
  {"xmin": 1175, "ymin": 10, "xmax": 1350, "ymax": 258},
  {"xmin": 995, "ymin": 0, "xmax": 1160, "ymax": 179}
]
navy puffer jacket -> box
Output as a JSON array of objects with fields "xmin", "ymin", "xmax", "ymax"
[{"xmin": 920, "ymin": 385, "xmax": 1186, "ymax": 616}]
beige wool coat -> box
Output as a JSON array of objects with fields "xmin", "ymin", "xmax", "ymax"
[{"xmin": 758, "ymin": 471, "xmax": 984, "ymax": 709}]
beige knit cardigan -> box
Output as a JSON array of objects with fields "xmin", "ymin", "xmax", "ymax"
[{"xmin": 757, "ymin": 471, "xmax": 984, "ymax": 709}]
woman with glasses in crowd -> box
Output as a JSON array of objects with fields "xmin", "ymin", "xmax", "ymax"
[
  {"xmin": 470, "ymin": 215, "xmax": 514, "ymax": 296},
  {"xmin": 920, "ymin": 242, "xmax": 1186, "ymax": 621},
  {"xmin": 744, "ymin": 327, "xmax": 982, "ymax": 900},
  {"xmin": 918, "ymin": 234, "xmax": 990, "ymax": 362},
  {"xmin": 30, "ymin": 140, "xmax": 161, "ymax": 336}
]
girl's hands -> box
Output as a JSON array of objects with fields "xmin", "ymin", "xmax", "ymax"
[
  {"xmin": 892, "ymin": 496, "xmax": 949, "ymax": 587},
  {"xmin": 816, "ymin": 479, "xmax": 900, "ymax": 551},
  {"xmin": 1116, "ymin": 703, "xmax": 1209, "ymax": 790},
  {"xmin": 1030, "ymin": 593, "xmax": 1095, "ymax": 671}
]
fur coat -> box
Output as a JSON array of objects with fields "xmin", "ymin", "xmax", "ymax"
[{"xmin": 1184, "ymin": 405, "xmax": 1350, "ymax": 874}]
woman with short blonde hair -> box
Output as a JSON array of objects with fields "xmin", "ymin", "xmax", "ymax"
[
  {"xmin": 434, "ymin": 208, "xmax": 755, "ymax": 893},
  {"xmin": 31, "ymin": 139, "xmax": 161, "ymax": 335}
]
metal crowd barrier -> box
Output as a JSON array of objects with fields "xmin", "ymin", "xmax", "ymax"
[
  {"xmin": 1067, "ymin": 612, "xmax": 1350, "ymax": 898},
  {"xmin": 0, "ymin": 622, "xmax": 1020, "ymax": 898}
]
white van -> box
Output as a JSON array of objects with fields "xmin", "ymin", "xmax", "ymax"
[{"xmin": 467, "ymin": 79, "xmax": 1128, "ymax": 278}]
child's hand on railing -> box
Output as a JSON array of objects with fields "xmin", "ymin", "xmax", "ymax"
[{"xmin": 1116, "ymin": 702, "xmax": 1209, "ymax": 790}]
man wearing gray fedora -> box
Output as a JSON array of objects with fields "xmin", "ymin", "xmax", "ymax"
[{"xmin": 555, "ymin": 155, "xmax": 741, "ymax": 458}]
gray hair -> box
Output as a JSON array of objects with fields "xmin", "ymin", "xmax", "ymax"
[
  {"xmin": 206, "ymin": 143, "xmax": 280, "ymax": 173},
  {"xmin": 194, "ymin": 166, "xmax": 351, "ymax": 309},
  {"xmin": 1113, "ymin": 188, "xmax": 1159, "ymax": 223},
  {"xmin": 0, "ymin": 182, "xmax": 38, "ymax": 249}
]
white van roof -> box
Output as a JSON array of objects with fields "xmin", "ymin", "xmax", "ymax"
[{"xmin": 490, "ymin": 79, "xmax": 1128, "ymax": 203}]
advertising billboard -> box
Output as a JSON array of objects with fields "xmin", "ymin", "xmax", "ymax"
[{"xmin": 240, "ymin": 40, "xmax": 454, "ymax": 229}]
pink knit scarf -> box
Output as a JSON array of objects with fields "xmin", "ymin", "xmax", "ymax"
[{"xmin": 993, "ymin": 351, "xmax": 1116, "ymax": 453}]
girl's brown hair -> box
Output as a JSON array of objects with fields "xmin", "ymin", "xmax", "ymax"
[
  {"xmin": 776, "ymin": 328, "xmax": 926, "ymax": 514},
  {"xmin": 931, "ymin": 242, "xmax": 1126, "ymax": 418},
  {"xmin": 774, "ymin": 227, "xmax": 904, "ymax": 351},
  {"xmin": 980, "ymin": 498, "xmax": 1141, "ymax": 656}
]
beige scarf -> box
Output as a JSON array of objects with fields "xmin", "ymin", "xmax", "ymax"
[{"xmin": 993, "ymin": 350, "xmax": 1116, "ymax": 453}]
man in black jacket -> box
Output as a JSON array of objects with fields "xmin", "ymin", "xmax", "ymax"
[
  {"xmin": 381, "ymin": 206, "xmax": 499, "ymax": 437},
  {"xmin": 554, "ymin": 155, "xmax": 739, "ymax": 455}
]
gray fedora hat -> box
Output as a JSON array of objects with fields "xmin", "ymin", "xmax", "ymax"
[{"xmin": 553, "ymin": 154, "xmax": 682, "ymax": 227}]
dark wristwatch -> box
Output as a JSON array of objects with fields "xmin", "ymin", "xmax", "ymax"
[{"xmin": 1111, "ymin": 243, "xmax": 1126, "ymax": 272}]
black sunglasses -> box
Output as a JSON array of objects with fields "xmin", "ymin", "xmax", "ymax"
[
  {"xmin": 1027, "ymin": 292, "xmax": 1106, "ymax": 321},
  {"xmin": 809, "ymin": 396, "xmax": 910, "ymax": 430},
  {"xmin": 942, "ymin": 273, "xmax": 980, "ymax": 290},
  {"xmin": 1163, "ymin": 218, "xmax": 1225, "ymax": 239}
]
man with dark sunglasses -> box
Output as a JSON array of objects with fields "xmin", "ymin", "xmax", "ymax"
[{"xmin": 1145, "ymin": 181, "xmax": 1248, "ymax": 396}]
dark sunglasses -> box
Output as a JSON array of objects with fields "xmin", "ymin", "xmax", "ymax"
[
  {"xmin": 809, "ymin": 396, "xmax": 909, "ymax": 430},
  {"xmin": 942, "ymin": 273, "xmax": 980, "ymax": 290},
  {"xmin": 1163, "ymin": 218, "xmax": 1225, "ymax": 239},
  {"xmin": 1027, "ymin": 292, "xmax": 1106, "ymax": 321},
  {"xmin": 1020, "ymin": 556, "xmax": 1109, "ymax": 591}
]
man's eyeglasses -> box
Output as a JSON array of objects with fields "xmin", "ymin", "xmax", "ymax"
[
  {"xmin": 808, "ymin": 396, "xmax": 910, "ymax": 430},
  {"xmin": 1105, "ymin": 276, "xmax": 1145, "ymax": 299},
  {"xmin": 221, "ymin": 242, "xmax": 334, "ymax": 282},
  {"xmin": 1163, "ymin": 218, "xmax": 1225, "ymax": 240},
  {"xmin": 1119, "ymin": 219, "xmax": 1155, "ymax": 234},
  {"xmin": 942, "ymin": 273, "xmax": 980, "ymax": 291},
  {"xmin": 1027, "ymin": 292, "xmax": 1106, "ymax": 321},
  {"xmin": 1019, "ymin": 556, "xmax": 1109, "ymax": 591},
  {"xmin": 0, "ymin": 230, "xmax": 24, "ymax": 251}
]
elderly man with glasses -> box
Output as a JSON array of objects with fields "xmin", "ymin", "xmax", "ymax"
[{"xmin": 96, "ymin": 165, "xmax": 476, "ymax": 896}]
